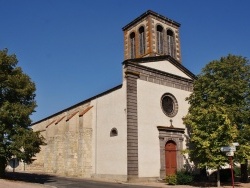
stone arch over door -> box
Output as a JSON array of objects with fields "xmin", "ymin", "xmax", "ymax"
[{"xmin": 157, "ymin": 126, "xmax": 185, "ymax": 179}]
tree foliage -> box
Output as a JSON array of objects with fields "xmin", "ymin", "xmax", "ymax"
[
  {"xmin": 0, "ymin": 49, "xmax": 45, "ymax": 177},
  {"xmin": 184, "ymin": 55, "xmax": 250, "ymax": 170}
]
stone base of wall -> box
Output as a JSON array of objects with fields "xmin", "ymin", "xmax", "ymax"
[
  {"xmin": 127, "ymin": 176, "xmax": 159, "ymax": 183},
  {"xmin": 92, "ymin": 174, "xmax": 128, "ymax": 182},
  {"xmin": 5, "ymin": 166, "xmax": 160, "ymax": 184},
  {"xmin": 92, "ymin": 174, "xmax": 159, "ymax": 183}
]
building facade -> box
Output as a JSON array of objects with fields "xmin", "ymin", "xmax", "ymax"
[{"xmin": 17, "ymin": 10, "xmax": 195, "ymax": 182}]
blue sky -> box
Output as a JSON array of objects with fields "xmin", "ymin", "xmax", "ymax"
[{"xmin": 1, "ymin": 0, "xmax": 250, "ymax": 122}]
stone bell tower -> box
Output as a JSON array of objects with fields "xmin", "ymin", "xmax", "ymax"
[{"xmin": 122, "ymin": 10, "xmax": 182, "ymax": 63}]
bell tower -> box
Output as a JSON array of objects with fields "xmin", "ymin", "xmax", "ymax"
[{"xmin": 122, "ymin": 10, "xmax": 182, "ymax": 63}]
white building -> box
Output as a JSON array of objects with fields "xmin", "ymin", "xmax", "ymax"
[{"xmin": 23, "ymin": 10, "xmax": 195, "ymax": 182}]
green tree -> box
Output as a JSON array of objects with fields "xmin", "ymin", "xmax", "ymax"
[
  {"xmin": 184, "ymin": 55, "xmax": 250, "ymax": 186},
  {"xmin": 0, "ymin": 49, "xmax": 45, "ymax": 177}
]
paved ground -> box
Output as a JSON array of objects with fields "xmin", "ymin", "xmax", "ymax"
[
  {"xmin": 1, "ymin": 172, "xmax": 250, "ymax": 188},
  {"xmin": 0, "ymin": 179, "xmax": 48, "ymax": 188}
]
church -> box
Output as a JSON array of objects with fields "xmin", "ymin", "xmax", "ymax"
[{"xmin": 24, "ymin": 10, "xmax": 196, "ymax": 182}]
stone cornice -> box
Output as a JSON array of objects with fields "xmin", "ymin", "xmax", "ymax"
[
  {"xmin": 125, "ymin": 70, "xmax": 140, "ymax": 78},
  {"xmin": 125, "ymin": 61, "xmax": 193, "ymax": 83},
  {"xmin": 122, "ymin": 10, "xmax": 180, "ymax": 31},
  {"xmin": 124, "ymin": 60, "xmax": 194, "ymax": 92},
  {"xmin": 157, "ymin": 126, "xmax": 185, "ymax": 133}
]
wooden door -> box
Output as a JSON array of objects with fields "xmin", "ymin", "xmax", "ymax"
[{"xmin": 165, "ymin": 140, "xmax": 177, "ymax": 175}]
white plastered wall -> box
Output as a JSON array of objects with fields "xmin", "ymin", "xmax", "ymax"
[
  {"xmin": 92, "ymin": 85, "xmax": 127, "ymax": 177},
  {"xmin": 137, "ymin": 79, "xmax": 191, "ymax": 178}
]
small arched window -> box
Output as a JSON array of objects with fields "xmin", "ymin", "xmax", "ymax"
[
  {"xmin": 167, "ymin": 29, "xmax": 175, "ymax": 58},
  {"xmin": 130, "ymin": 32, "xmax": 136, "ymax": 59},
  {"xmin": 139, "ymin": 26, "xmax": 145, "ymax": 55},
  {"xmin": 157, "ymin": 25, "xmax": 164, "ymax": 54},
  {"xmin": 110, "ymin": 128, "xmax": 118, "ymax": 137}
]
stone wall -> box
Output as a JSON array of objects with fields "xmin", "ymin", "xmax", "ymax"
[{"xmin": 21, "ymin": 104, "xmax": 93, "ymax": 178}]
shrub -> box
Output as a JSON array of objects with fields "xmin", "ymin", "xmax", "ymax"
[
  {"xmin": 166, "ymin": 174, "xmax": 177, "ymax": 185},
  {"xmin": 220, "ymin": 168, "xmax": 233, "ymax": 182},
  {"xmin": 176, "ymin": 171, "xmax": 193, "ymax": 185},
  {"xmin": 166, "ymin": 171, "xmax": 194, "ymax": 185},
  {"xmin": 210, "ymin": 168, "xmax": 234, "ymax": 182},
  {"xmin": 234, "ymin": 166, "xmax": 241, "ymax": 177}
]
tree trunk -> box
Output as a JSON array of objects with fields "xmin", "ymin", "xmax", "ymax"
[
  {"xmin": 0, "ymin": 157, "xmax": 6, "ymax": 178},
  {"xmin": 217, "ymin": 167, "xmax": 220, "ymax": 187},
  {"xmin": 241, "ymin": 159, "xmax": 248, "ymax": 183}
]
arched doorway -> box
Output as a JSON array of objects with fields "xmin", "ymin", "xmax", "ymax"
[{"xmin": 165, "ymin": 140, "xmax": 177, "ymax": 175}]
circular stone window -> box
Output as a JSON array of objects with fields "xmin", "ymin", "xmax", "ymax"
[{"xmin": 161, "ymin": 93, "xmax": 178, "ymax": 117}]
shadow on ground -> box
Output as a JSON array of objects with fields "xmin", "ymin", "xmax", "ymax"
[
  {"xmin": 4, "ymin": 171, "xmax": 250, "ymax": 188},
  {"xmin": 191, "ymin": 181, "xmax": 241, "ymax": 187},
  {"xmin": 5, "ymin": 172, "xmax": 56, "ymax": 185},
  {"xmin": 191, "ymin": 176, "xmax": 249, "ymax": 187}
]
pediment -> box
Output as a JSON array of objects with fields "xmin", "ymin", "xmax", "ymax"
[
  {"xmin": 123, "ymin": 55, "xmax": 196, "ymax": 81},
  {"xmin": 140, "ymin": 60, "xmax": 192, "ymax": 79}
]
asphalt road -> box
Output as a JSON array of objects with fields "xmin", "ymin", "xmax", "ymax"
[
  {"xmin": 5, "ymin": 172, "xmax": 157, "ymax": 188},
  {"xmin": 40, "ymin": 176, "xmax": 156, "ymax": 188}
]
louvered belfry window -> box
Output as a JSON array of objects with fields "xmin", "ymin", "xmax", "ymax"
[
  {"xmin": 139, "ymin": 26, "xmax": 145, "ymax": 55},
  {"xmin": 167, "ymin": 29, "xmax": 175, "ymax": 58},
  {"xmin": 157, "ymin": 25, "xmax": 164, "ymax": 54},
  {"xmin": 130, "ymin": 32, "xmax": 136, "ymax": 58}
]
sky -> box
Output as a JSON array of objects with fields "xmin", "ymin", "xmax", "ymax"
[{"xmin": 1, "ymin": 0, "xmax": 250, "ymax": 122}]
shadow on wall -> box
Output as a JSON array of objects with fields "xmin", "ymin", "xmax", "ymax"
[
  {"xmin": 183, "ymin": 125, "xmax": 235, "ymax": 183},
  {"xmin": 183, "ymin": 124, "xmax": 208, "ymax": 180},
  {"xmin": 183, "ymin": 124, "xmax": 198, "ymax": 173}
]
